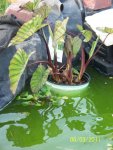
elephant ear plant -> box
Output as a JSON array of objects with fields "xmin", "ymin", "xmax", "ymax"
[{"xmin": 9, "ymin": 13, "xmax": 100, "ymax": 106}]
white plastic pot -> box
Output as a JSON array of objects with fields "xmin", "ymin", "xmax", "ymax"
[{"xmin": 46, "ymin": 73, "xmax": 90, "ymax": 95}]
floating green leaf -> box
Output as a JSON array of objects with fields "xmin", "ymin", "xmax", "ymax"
[
  {"xmin": 30, "ymin": 65, "xmax": 50, "ymax": 94},
  {"xmin": 9, "ymin": 49, "xmax": 34, "ymax": 94}
]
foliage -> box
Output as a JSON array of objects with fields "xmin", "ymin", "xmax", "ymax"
[
  {"xmin": 30, "ymin": 65, "xmax": 50, "ymax": 94},
  {"xmin": 16, "ymin": 85, "xmax": 68, "ymax": 107},
  {"xmin": 77, "ymin": 26, "xmax": 99, "ymax": 81},
  {"xmin": 9, "ymin": 10, "xmax": 100, "ymax": 107},
  {"xmin": 9, "ymin": 49, "xmax": 34, "ymax": 94},
  {"xmin": 77, "ymin": 25, "xmax": 92, "ymax": 42},
  {"xmin": 51, "ymin": 17, "xmax": 69, "ymax": 49},
  {"xmin": 9, "ymin": 8, "xmax": 49, "ymax": 46},
  {"xmin": 96, "ymin": 27, "xmax": 113, "ymax": 34},
  {"xmin": 20, "ymin": 0, "xmax": 41, "ymax": 12}
]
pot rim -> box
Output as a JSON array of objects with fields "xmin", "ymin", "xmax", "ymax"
[
  {"xmin": 46, "ymin": 72, "xmax": 90, "ymax": 92},
  {"xmin": 47, "ymin": 72, "xmax": 90, "ymax": 87}
]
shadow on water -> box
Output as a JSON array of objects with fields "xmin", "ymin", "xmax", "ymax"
[{"xmin": 0, "ymin": 69, "xmax": 113, "ymax": 150}]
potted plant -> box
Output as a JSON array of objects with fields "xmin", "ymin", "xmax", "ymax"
[{"xmin": 8, "ymin": 7, "xmax": 100, "ymax": 97}]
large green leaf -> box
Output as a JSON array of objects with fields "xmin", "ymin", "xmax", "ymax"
[
  {"xmin": 9, "ymin": 14, "xmax": 47, "ymax": 46},
  {"xmin": 64, "ymin": 35, "xmax": 82, "ymax": 57},
  {"xmin": 30, "ymin": 65, "xmax": 50, "ymax": 94},
  {"xmin": 89, "ymin": 37, "xmax": 99, "ymax": 58},
  {"xmin": 72, "ymin": 36, "xmax": 82, "ymax": 57},
  {"xmin": 9, "ymin": 49, "xmax": 34, "ymax": 94},
  {"xmin": 53, "ymin": 17, "xmax": 69, "ymax": 47},
  {"xmin": 96, "ymin": 27, "xmax": 113, "ymax": 34}
]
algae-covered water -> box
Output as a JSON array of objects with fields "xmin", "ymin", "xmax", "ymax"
[{"xmin": 0, "ymin": 68, "xmax": 113, "ymax": 150}]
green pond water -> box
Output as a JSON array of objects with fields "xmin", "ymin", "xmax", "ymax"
[{"xmin": 0, "ymin": 68, "xmax": 113, "ymax": 150}]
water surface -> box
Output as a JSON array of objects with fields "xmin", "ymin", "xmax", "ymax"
[{"xmin": 0, "ymin": 69, "xmax": 113, "ymax": 150}]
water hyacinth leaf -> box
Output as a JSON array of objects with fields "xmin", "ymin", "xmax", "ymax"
[
  {"xmin": 54, "ymin": 17, "xmax": 69, "ymax": 46},
  {"xmin": 89, "ymin": 37, "xmax": 99, "ymax": 58},
  {"xmin": 72, "ymin": 36, "xmax": 82, "ymax": 57},
  {"xmin": 96, "ymin": 27, "xmax": 113, "ymax": 34},
  {"xmin": 9, "ymin": 49, "xmax": 34, "ymax": 94},
  {"xmin": 30, "ymin": 65, "xmax": 50, "ymax": 94},
  {"xmin": 35, "ymin": 102, "xmax": 42, "ymax": 107},
  {"xmin": 9, "ymin": 14, "xmax": 47, "ymax": 46},
  {"xmin": 22, "ymin": 101, "xmax": 32, "ymax": 106}
]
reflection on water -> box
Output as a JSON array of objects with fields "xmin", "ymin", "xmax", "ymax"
[{"xmin": 0, "ymin": 69, "xmax": 113, "ymax": 150}]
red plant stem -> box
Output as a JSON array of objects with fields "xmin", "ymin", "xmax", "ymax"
[
  {"xmin": 79, "ymin": 34, "xmax": 110, "ymax": 81},
  {"xmin": 66, "ymin": 51, "xmax": 73, "ymax": 84},
  {"xmin": 78, "ymin": 47, "xmax": 85, "ymax": 81}
]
